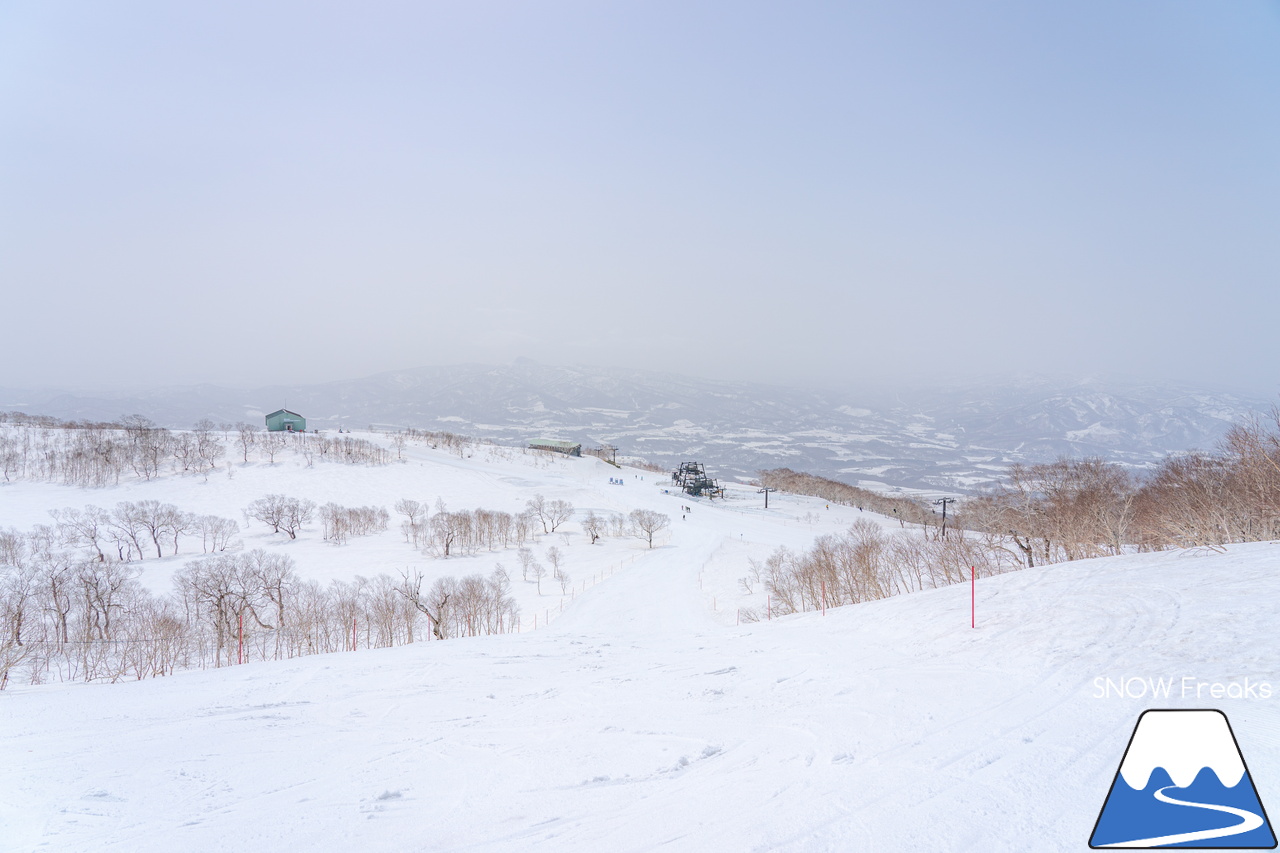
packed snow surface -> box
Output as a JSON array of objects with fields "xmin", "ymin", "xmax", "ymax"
[{"xmin": 2, "ymin": 435, "xmax": 1279, "ymax": 851}]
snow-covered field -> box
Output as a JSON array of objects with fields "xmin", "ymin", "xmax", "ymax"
[{"xmin": 2, "ymin": 433, "xmax": 1278, "ymax": 851}]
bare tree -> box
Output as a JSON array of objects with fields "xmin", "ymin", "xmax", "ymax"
[
  {"xmin": 235, "ymin": 422, "xmax": 258, "ymax": 463},
  {"xmin": 526, "ymin": 494, "xmax": 550, "ymax": 533},
  {"xmin": 545, "ymin": 545, "xmax": 563, "ymax": 577},
  {"xmin": 260, "ymin": 432, "xmax": 286, "ymax": 464},
  {"xmin": 428, "ymin": 511, "xmax": 466, "ymax": 557},
  {"xmin": 516, "ymin": 546, "xmax": 534, "ymax": 581},
  {"xmin": 129, "ymin": 500, "xmax": 188, "ymax": 558},
  {"xmin": 243, "ymin": 549, "xmax": 296, "ymax": 656},
  {"xmin": 581, "ymin": 511, "xmax": 603, "ymax": 544},
  {"xmin": 50, "ymin": 506, "xmax": 111, "ymax": 562},
  {"xmin": 77, "ymin": 559, "xmax": 141, "ymax": 641},
  {"xmin": 629, "ymin": 509, "xmax": 670, "ymax": 549},
  {"xmin": 245, "ymin": 495, "xmax": 287, "ymax": 536},
  {"xmin": 122, "ymin": 416, "xmax": 170, "ymax": 481},
  {"xmin": 193, "ymin": 419, "xmax": 225, "ymax": 474},
  {"xmin": 171, "ymin": 433, "xmax": 195, "ymax": 473},
  {"xmin": 110, "ymin": 502, "xmax": 149, "ymax": 561},
  {"xmin": 395, "ymin": 499, "xmax": 426, "ymax": 546},
  {"xmin": 545, "ymin": 500, "xmax": 575, "ymax": 533},
  {"xmin": 395, "ymin": 569, "xmax": 449, "ymax": 640},
  {"xmin": 195, "ymin": 515, "xmax": 240, "ymax": 553}
]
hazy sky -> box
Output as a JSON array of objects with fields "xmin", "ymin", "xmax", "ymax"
[{"xmin": 2, "ymin": 1, "xmax": 1278, "ymax": 395}]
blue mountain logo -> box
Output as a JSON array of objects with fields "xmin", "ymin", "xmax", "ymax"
[{"xmin": 1091, "ymin": 709, "xmax": 1276, "ymax": 848}]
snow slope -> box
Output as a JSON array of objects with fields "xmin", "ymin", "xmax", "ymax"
[
  {"xmin": 2, "ymin": 438, "xmax": 1279, "ymax": 851},
  {"xmin": 0, "ymin": 429, "xmax": 872, "ymax": 623}
]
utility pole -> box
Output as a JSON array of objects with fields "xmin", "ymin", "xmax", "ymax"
[
  {"xmin": 933, "ymin": 497, "xmax": 956, "ymax": 539},
  {"xmin": 758, "ymin": 487, "xmax": 775, "ymax": 509}
]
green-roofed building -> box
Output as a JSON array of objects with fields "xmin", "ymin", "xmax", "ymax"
[
  {"xmin": 529, "ymin": 439, "xmax": 581, "ymax": 457},
  {"xmin": 265, "ymin": 409, "xmax": 306, "ymax": 432}
]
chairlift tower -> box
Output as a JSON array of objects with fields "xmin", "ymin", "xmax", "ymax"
[{"xmin": 933, "ymin": 496, "xmax": 957, "ymax": 538}]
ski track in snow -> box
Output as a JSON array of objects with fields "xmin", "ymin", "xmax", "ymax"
[
  {"xmin": 1, "ymin": 433, "xmax": 1278, "ymax": 851},
  {"xmin": 1102, "ymin": 785, "xmax": 1264, "ymax": 847}
]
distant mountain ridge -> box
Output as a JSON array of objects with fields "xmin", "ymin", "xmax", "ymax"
[{"xmin": 1, "ymin": 364, "xmax": 1272, "ymax": 494}]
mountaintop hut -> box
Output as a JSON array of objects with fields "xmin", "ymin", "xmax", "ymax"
[
  {"xmin": 529, "ymin": 439, "xmax": 581, "ymax": 457},
  {"xmin": 265, "ymin": 409, "xmax": 306, "ymax": 432}
]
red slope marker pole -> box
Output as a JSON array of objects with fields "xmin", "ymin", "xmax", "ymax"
[
  {"xmin": 971, "ymin": 566, "xmax": 975, "ymax": 629},
  {"xmin": 238, "ymin": 613, "xmax": 244, "ymax": 665}
]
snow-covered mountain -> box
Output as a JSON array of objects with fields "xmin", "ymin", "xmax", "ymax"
[{"xmin": 2, "ymin": 364, "xmax": 1271, "ymax": 492}]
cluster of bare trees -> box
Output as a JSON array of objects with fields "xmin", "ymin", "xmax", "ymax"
[
  {"xmin": 244, "ymin": 495, "xmax": 316, "ymax": 539},
  {"xmin": 395, "ymin": 567, "xmax": 519, "ymax": 639},
  {"xmin": 235, "ymin": 423, "xmax": 393, "ymax": 468},
  {"xmin": 758, "ymin": 407, "xmax": 1280, "ymax": 585},
  {"xmin": 319, "ymin": 504, "xmax": 390, "ymax": 544},
  {"xmin": 40, "ymin": 501, "xmax": 239, "ymax": 563},
  {"xmin": 0, "ymin": 528, "xmax": 173, "ymax": 687},
  {"xmin": 295, "ymin": 433, "xmax": 393, "ymax": 467},
  {"xmin": 743, "ymin": 520, "xmax": 1020, "ymax": 620},
  {"xmin": 0, "ymin": 414, "xmax": 394, "ymax": 487},
  {"xmin": 520, "ymin": 544, "xmax": 583, "ymax": 596},
  {"xmin": 962, "ymin": 458, "xmax": 1136, "ymax": 566},
  {"xmin": 426, "ymin": 507, "xmax": 529, "ymax": 557},
  {"xmin": 392, "ymin": 496, "xmax": 582, "ymax": 558},
  {"xmin": 243, "ymin": 491, "xmax": 645, "ymax": 558},
  {"xmin": 173, "ymin": 550, "xmax": 296, "ymax": 667},
  {"xmin": 525, "ymin": 494, "xmax": 575, "ymax": 533},
  {"xmin": 396, "ymin": 427, "xmax": 486, "ymax": 459},
  {"xmin": 0, "ymin": 416, "xmax": 219, "ymax": 486},
  {"xmin": 748, "ymin": 409, "xmax": 1280, "ymax": 617},
  {"xmin": 395, "ymin": 501, "xmax": 536, "ymax": 556},
  {"xmin": 962, "ymin": 411, "xmax": 1280, "ymax": 563},
  {"xmin": 0, "ymin": 534, "xmax": 523, "ymax": 688},
  {"xmin": 413, "ymin": 500, "xmax": 649, "ymax": 558},
  {"xmin": 759, "ymin": 468, "xmax": 934, "ymax": 528}
]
